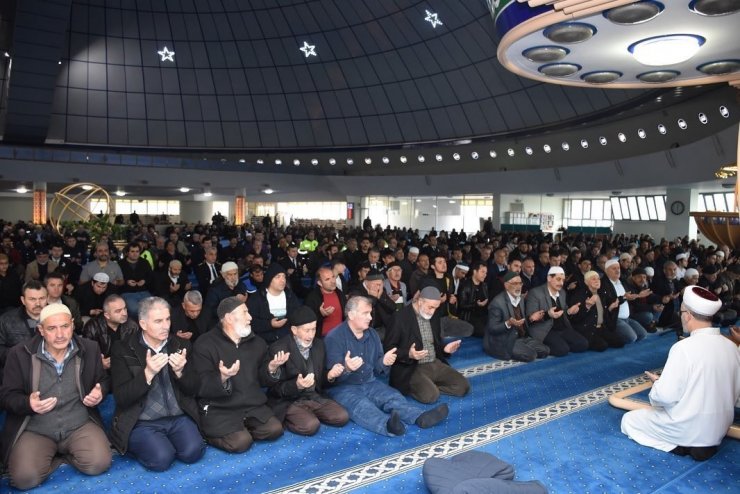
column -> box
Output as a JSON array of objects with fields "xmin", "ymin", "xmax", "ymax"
[
  {"xmin": 491, "ymin": 193, "xmax": 501, "ymax": 231},
  {"xmin": 346, "ymin": 196, "xmax": 362, "ymax": 228},
  {"xmin": 665, "ymin": 187, "xmax": 698, "ymax": 240},
  {"xmin": 234, "ymin": 190, "xmax": 246, "ymax": 225},
  {"xmin": 33, "ymin": 181, "xmax": 46, "ymax": 225}
]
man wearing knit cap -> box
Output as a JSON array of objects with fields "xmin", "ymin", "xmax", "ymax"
[
  {"xmin": 603, "ymin": 258, "xmax": 649, "ymax": 344},
  {"xmin": 525, "ymin": 266, "xmax": 588, "ymax": 357},
  {"xmin": 204, "ymin": 261, "xmax": 247, "ymax": 319},
  {"xmin": 267, "ymin": 306, "xmax": 349, "ymax": 435},
  {"xmin": 248, "ymin": 263, "xmax": 301, "ymax": 344},
  {"xmin": 0, "ymin": 303, "xmax": 111, "ymax": 489},
  {"xmin": 192, "ymin": 296, "xmax": 288, "ymax": 452},
  {"xmin": 348, "ymin": 269, "xmax": 396, "ymax": 341},
  {"xmin": 385, "ymin": 286, "xmax": 470, "ymax": 404},
  {"xmin": 621, "ymin": 286, "xmax": 740, "ymax": 461}
]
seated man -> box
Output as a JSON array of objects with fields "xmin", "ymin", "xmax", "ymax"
[
  {"xmin": 0, "ymin": 304, "xmax": 111, "ymax": 490},
  {"xmin": 457, "ymin": 261, "xmax": 490, "ymax": 337},
  {"xmin": 248, "ymin": 263, "xmax": 301, "ymax": 344},
  {"xmin": 119, "ymin": 242, "xmax": 154, "ymax": 319},
  {"xmin": 304, "ymin": 266, "xmax": 346, "ymax": 337},
  {"xmin": 567, "ymin": 271, "xmax": 625, "ymax": 352},
  {"xmin": 170, "ymin": 290, "xmax": 213, "ymax": 342},
  {"xmin": 268, "ymin": 306, "xmax": 349, "ymax": 435},
  {"xmin": 603, "ymin": 259, "xmax": 649, "ymax": 344},
  {"xmin": 385, "ymin": 286, "xmax": 470, "ymax": 404},
  {"xmin": 192, "ymin": 297, "xmax": 285, "ymax": 452},
  {"xmin": 486, "ymin": 271, "xmax": 549, "ymax": 362},
  {"xmin": 75, "ymin": 272, "xmax": 114, "ymax": 319},
  {"xmin": 44, "ymin": 272, "xmax": 83, "ymax": 333},
  {"xmin": 347, "ymin": 269, "xmax": 396, "ymax": 341},
  {"xmin": 0, "ymin": 280, "xmax": 48, "ymax": 381},
  {"xmin": 324, "ymin": 296, "xmax": 449, "ymax": 436},
  {"xmin": 621, "ymin": 286, "xmax": 740, "ymax": 461},
  {"xmin": 525, "ymin": 267, "xmax": 589, "ymax": 357},
  {"xmin": 82, "ymin": 294, "xmax": 139, "ymax": 372},
  {"xmin": 383, "ymin": 261, "xmax": 408, "ymax": 311},
  {"xmin": 204, "ymin": 261, "xmax": 247, "ymax": 319},
  {"xmin": 110, "ymin": 297, "xmax": 204, "ymax": 471}
]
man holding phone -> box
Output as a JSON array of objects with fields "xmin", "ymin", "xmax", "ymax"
[{"xmin": 248, "ymin": 263, "xmax": 301, "ymax": 343}]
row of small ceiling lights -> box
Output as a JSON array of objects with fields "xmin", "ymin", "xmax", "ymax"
[{"xmin": 252, "ymin": 105, "xmax": 730, "ymax": 167}]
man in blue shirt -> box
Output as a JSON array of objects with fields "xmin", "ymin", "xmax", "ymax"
[{"xmin": 324, "ymin": 296, "xmax": 448, "ymax": 436}]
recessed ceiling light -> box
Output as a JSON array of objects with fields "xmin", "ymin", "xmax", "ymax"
[
  {"xmin": 382, "ymin": 157, "xmax": 389, "ymax": 164},
  {"xmin": 599, "ymin": 136, "xmax": 607, "ymax": 145},
  {"xmin": 81, "ymin": 184, "xmax": 93, "ymax": 191},
  {"xmin": 293, "ymin": 159, "xmax": 300, "ymax": 166},
  {"xmin": 580, "ymin": 139, "xmax": 589, "ymax": 148},
  {"xmin": 179, "ymin": 187, "xmax": 190, "ymax": 193},
  {"xmin": 543, "ymin": 144, "xmax": 551, "ymax": 153},
  {"xmin": 400, "ymin": 156, "xmax": 407, "ymax": 163},
  {"xmin": 489, "ymin": 150, "xmax": 497, "ymax": 158},
  {"xmin": 525, "ymin": 146, "xmax": 533, "ymax": 155},
  {"xmin": 657, "ymin": 124, "xmax": 667, "ymax": 134},
  {"xmin": 203, "ymin": 191, "xmax": 212, "ymax": 197},
  {"xmin": 543, "ymin": 22, "xmax": 596, "ymax": 43},
  {"xmin": 522, "ymin": 46, "xmax": 569, "ymax": 63},
  {"xmin": 452, "ymin": 153, "xmax": 460, "ymax": 161},
  {"xmin": 507, "ymin": 148, "xmax": 515, "ymax": 156},
  {"xmin": 719, "ymin": 106, "xmax": 730, "ymax": 118},
  {"xmin": 16, "ymin": 186, "xmax": 28, "ymax": 194},
  {"xmin": 364, "ymin": 157, "xmax": 372, "ymax": 164},
  {"xmin": 263, "ymin": 188, "xmax": 274, "ymax": 195},
  {"xmin": 606, "ymin": 1, "xmax": 663, "ymax": 25},
  {"xmin": 256, "ymin": 159, "xmax": 264, "ymax": 165},
  {"xmin": 115, "ymin": 190, "xmax": 127, "ymax": 197},
  {"xmin": 637, "ymin": 70, "xmax": 679, "ymax": 83},
  {"xmin": 274, "ymin": 159, "xmax": 282, "ymax": 165},
  {"xmin": 581, "ymin": 71, "xmax": 622, "ymax": 84},
  {"xmin": 562, "ymin": 142, "xmax": 570, "ymax": 151},
  {"xmin": 415, "ymin": 199, "xmax": 422, "ymax": 203},
  {"xmin": 238, "ymin": 159, "xmax": 246, "ymax": 163},
  {"xmin": 692, "ymin": 0, "xmax": 740, "ymax": 16},
  {"xmin": 346, "ymin": 158, "xmax": 353, "ymax": 165},
  {"xmin": 311, "ymin": 159, "xmax": 319, "ymax": 165},
  {"xmin": 697, "ymin": 60, "xmax": 740, "ymax": 75},
  {"xmin": 448, "ymin": 200, "xmax": 456, "ymax": 204},
  {"xmin": 698, "ymin": 112, "xmax": 708, "ymax": 124},
  {"xmin": 539, "ymin": 63, "xmax": 581, "ymax": 77},
  {"xmin": 677, "ymin": 119, "xmax": 687, "ymax": 129},
  {"xmin": 638, "ymin": 128, "xmax": 647, "ymax": 138},
  {"xmin": 629, "ymin": 35, "xmax": 705, "ymax": 66},
  {"xmin": 417, "ymin": 155, "xmax": 425, "ymax": 163},
  {"xmin": 329, "ymin": 158, "xmax": 336, "ymax": 165},
  {"xmin": 471, "ymin": 152, "xmax": 479, "ymax": 159},
  {"xmin": 435, "ymin": 154, "xmax": 443, "ymax": 162},
  {"xmin": 618, "ymin": 132, "xmax": 627, "ymax": 142}
]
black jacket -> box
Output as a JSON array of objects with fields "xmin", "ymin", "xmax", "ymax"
[
  {"xmin": 384, "ymin": 304, "xmax": 449, "ymax": 395},
  {"xmin": 347, "ymin": 284, "xmax": 396, "ymax": 334},
  {"xmin": 247, "ymin": 288, "xmax": 301, "ymax": 344},
  {"xmin": 169, "ymin": 304, "xmax": 213, "ymax": 342},
  {"xmin": 204, "ymin": 278, "xmax": 247, "ymax": 319},
  {"xmin": 567, "ymin": 285, "xmax": 618, "ymax": 333},
  {"xmin": 194, "ymin": 262, "xmax": 221, "ymax": 298},
  {"xmin": 0, "ymin": 307, "xmax": 38, "ymax": 375},
  {"xmin": 267, "ymin": 335, "xmax": 334, "ymax": 420},
  {"xmin": 110, "ymin": 333, "xmax": 200, "ymax": 454},
  {"xmin": 0, "ymin": 334, "xmax": 109, "ymax": 465},
  {"xmin": 457, "ymin": 278, "xmax": 489, "ymax": 322},
  {"xmin": 192, "ymin": 327, "xmax": 278, "ymax": 437},
  {"xmin": 81, "ymin": 314, "xmax": 139, "ymax": 357}
]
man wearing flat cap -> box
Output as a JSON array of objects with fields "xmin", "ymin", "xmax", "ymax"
[
  {"xmin": 385, "ymin": 286, "xmax": 469, "ymax": 404},
  {"xmin": 267, "ymin": 306, "xmax": 349, "ymax": 435},
  {"xmin": 0, "ymin": 303, "xmax": 111, "ymax": 489},
  {"xmin": 621, "ymin": 286, "xmax": 740, "ymax": 461},
  {"xmin": 525, "ymin": 266, "xmax": 588, "ymax": 357},
  {"xmin": 24, "ymin": 247, "xmax": 58, "ymax": 283},
  {"xmin": 348, "ymin": 269, "xmax": 396, "ymax": 341},
  {"xmin": 192, "ymin": 297, "xmax": 288, "ymax": 453}
]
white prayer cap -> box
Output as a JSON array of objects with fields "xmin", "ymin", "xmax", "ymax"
[
  {"xmin": 92, "ymin": 272, "xmax": 110, "ymax": 283},
  {"xmin": 682, "ymin": 285, "xmax": 722, "ymax": 317},
  {"xmin": 684, "ymin": 268, "xmax": 699, "ymax": 279},
  {"xmin": 675, "ymin": 253, "xmax": 688, "ymax": 261},
  {"xmin": 619, "ymin": 252, "xmax": 632, "ymax": 261},
  {"xmin": 454, "ymin": 263, "xmax": 470, "ymax": 272},
  {"xmin": 221, "ymin": 261, "xmax": 238, "ymax": 273},
  {"xmin": 644, "ymin": 267, "xmax": 654, "ymax": 277},
  {"xmin": 716, "ymin": 250, "xmax": 725, "ymax": 258},
  {"xmin": 547, "ymin": 266, "xmax": 565, "ymax": 276},
  {"xmin": 604, "ymin": 258, "xmax": 619, "ymax": 269},
  {"xmin": 39, "ymin": 303, "xmax": 71, "ymax": 323},
  {"xmin": 408, "ymin": 247, "xmax": 420, "ymax": 254}
]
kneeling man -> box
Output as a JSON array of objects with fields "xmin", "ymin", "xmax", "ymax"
[
  {"xmin": 324, "ymin": 296, "xmax": 449, "ymax": 436},
  {"xmin": 621, "ymin": 286, "xmax": 740, "ymax": 461},
  {"xmin": 0, "ymin": 304, "xmax": 111, "ymax": 489},
  {"xmin": 385, "ymin": 286, "xmax": 470, "ymax": 403},
  {"xmin": 268, "ymin": 306, "xmax": 349, "ymax": 435}
]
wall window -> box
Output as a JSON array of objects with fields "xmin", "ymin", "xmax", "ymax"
[
  {"xmin": 563, "ymin": 198, "xmax": 612, "ymax": 228},
  {"xmin": 699, "ymin": 192, "xmax": 737, "ymax": 212},
  {"xmin": 609, "ymin": 195, "xmax": 666, "ymax": 221},
  {"xmin": 115, "ymin": 200, "xmax": 180, "ymax": 216}
]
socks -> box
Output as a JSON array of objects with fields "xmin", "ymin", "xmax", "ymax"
[
  {"xmin": 416, "ymin": 403, "xmax": 449, "ymax": 429},
  {"xmin": 386, "ymin": 410, "xmax": 405, "ymax": 436}
]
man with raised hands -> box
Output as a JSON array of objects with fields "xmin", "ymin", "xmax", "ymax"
[
  {"xmin": 0, "ymin": 303, "xmax": 111, "ymax": 490},
  {"xmin": 324, "ymin": 296, "xmax": 449, "ymax": 436}
]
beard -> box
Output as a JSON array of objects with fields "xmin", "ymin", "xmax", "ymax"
[
  {"xmin": 419, "ymin": 308, "xmax": 434, "ymax": 320},
  {"xmin": 236, "ymin": 325, "xmax": 252, "ymax": 338}
]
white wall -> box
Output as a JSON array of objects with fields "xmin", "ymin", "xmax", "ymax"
[
  {"xmin": 499, "ymin": 194, "xmax": 564, "ymax": 231},
  {"xmin": 0, "ymin": 196, "xmax": 34, "ymax": 223},
  {"xmin": 612, "ymin": 221, "xmax": 667, "ymax": 239}
]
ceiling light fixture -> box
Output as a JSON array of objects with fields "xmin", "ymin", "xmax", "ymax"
[
  {"xmin": 203, "ymin": 191, "xmax": 212, "ymax": 197},
  {"xmin": 618, "ymin": 132, "xmax": 627, "ymax": 142},
  {"xmin": 81, "ymin": 184, "xmax": 93, "ymax": 191},
  {"xmin": 417, "ymin": 155, "xmax": 425, "ymax": 162},
  {"xmin": 452, "ymin": 153, "xmax": 460, "ymax": 161},
  {"xmin": 525, "ymin": 146, "xmax": 533, "ymax": 155},
  {"xmin": 157, "ymin": 46, "xmax": 175, "ymax": 62},
  {"xmin": 293, "ymin": 159, "xmax": 300, "ymax": 166},
  {"xmin": 562, "ymin": 142, "xmax": 570, "ymax": 151},
  {"xmin": 507, "ymin": 148, "xmax": 515, "ymax": 156},
  {"xmin": 400, "ymin": 156, "xmax": 407, "ymax": 163},
  {"xmin": 238, "ymin": 159, "xmax": 246, "ymax": 163},
  {"xmin": 16, "ymin": 185, "xmax": 28, "ymax": 194},
  {"xmin": 698, "ymin": 112, "xmax": 708, "ymax": 124},
  {"xmin": 364, "ymin": 157, "xmax": 372, "ymax": 164},
  {"xmin": 346, "ymin": 158, "xmax": 354, "ymax": 165},
  {"xmin": 719, "ymin": 106, "xmax": 730, "ymax": 118},
  {"xmin": 629, "ymin": 35, "xmax": 705, "ymax": 66},
  {"xmin": 329, "ymin": 158, "xmax": 336, "ymax": 165},
  {"xmin": 471, "ymin": 152, "xmax": 479, "ymax": 159},
  {"xmin": 115, "ymin": 190, "xmax": 126, "ymax": 197},
  {"xmin": 179, "ymin": 187, "xmax": 190, "ymax": 193},
  {"xmin": 638, "ymin": 128, "xmax": 647, "ymax": 138},
  {"xmin": 263, "ymin": 188, "xmax": 274, "ymax": 195},
  {"xmin": 311, "ymin": 159, "xmax": 319, "ymax": 166},
  {"xmin": 382, "ymin": 157, "xmax": 389, "ymax": 164},
  {"xmin": 677, "ymin": 119, "xmax": 687, "ymax": 129},
  {"xmin": 300, "ymin": 41, "xmax": 317, "ymax": 58},
  {"xmin": 424, "ymin": 10, "xmax": 443, "ymax": 29},
  {"xmin": 543, "ymin": 144, "xmax": 551, "ymax": 153}
]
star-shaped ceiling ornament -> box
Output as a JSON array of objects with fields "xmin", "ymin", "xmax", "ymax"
[
  {"xmin": 157, "ymin": 46, "xmax": 175, "ymax": 62},
  {"xmin": 299, "ymin": 41, "xmax": 317, "ymax": 58},
  {"xmin": 424, "ymin": 10, "xmax": 443, "ymax": 29}
]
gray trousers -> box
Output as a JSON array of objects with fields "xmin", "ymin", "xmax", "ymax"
[{"xmin": 441, "ymin": 316, "xmax": 474, "ymax": 337}]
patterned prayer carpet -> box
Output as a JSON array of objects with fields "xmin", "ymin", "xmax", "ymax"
[{"xmin": 1, "ymin": 331, "xmax": 737, "ymax": 493}]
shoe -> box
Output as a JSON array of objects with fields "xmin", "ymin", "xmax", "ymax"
[
  {"xmin": 646, "ymin": 322, "xmax": 657, "ymax": 333},
  {"xmin": 386, "ymin": 410, "xmax": 405, "ymax": 436},
  {"xmin": 415, "ymin": 403, "xmax": 449, "ymax": 428}
]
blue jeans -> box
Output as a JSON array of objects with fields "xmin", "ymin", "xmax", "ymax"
[
  {"xmin": 328, "ymin": 380, "xmax": 425, "ymax": 436},
  {"xmin": 128, "ymin": 415, "xmax": 205, "ymax": 471},
  {"xmin": 121, "ymin": 291, "xmax": 152, "ymax": 319},
  {"xmin": 631, "ymin": 311, "xmax": 654, "ymax": 329},
  {"xmin": 615, "ymin": 318, "xmax": 647, "ymax": 344}
]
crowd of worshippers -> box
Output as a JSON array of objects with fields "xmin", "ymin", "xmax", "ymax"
[{"xmin": 0, "ymin": 217, "xmax": 738, "ymax": 489}]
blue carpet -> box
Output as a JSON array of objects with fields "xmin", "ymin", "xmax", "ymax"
[{"xmin": 3, "ymin": 333, "xmax": 735, "ymax": 493}]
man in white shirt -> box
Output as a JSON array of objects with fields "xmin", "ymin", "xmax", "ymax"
[{"xmin": 620, "ymin": 285, "xmax": 740, "ymax": 461}]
